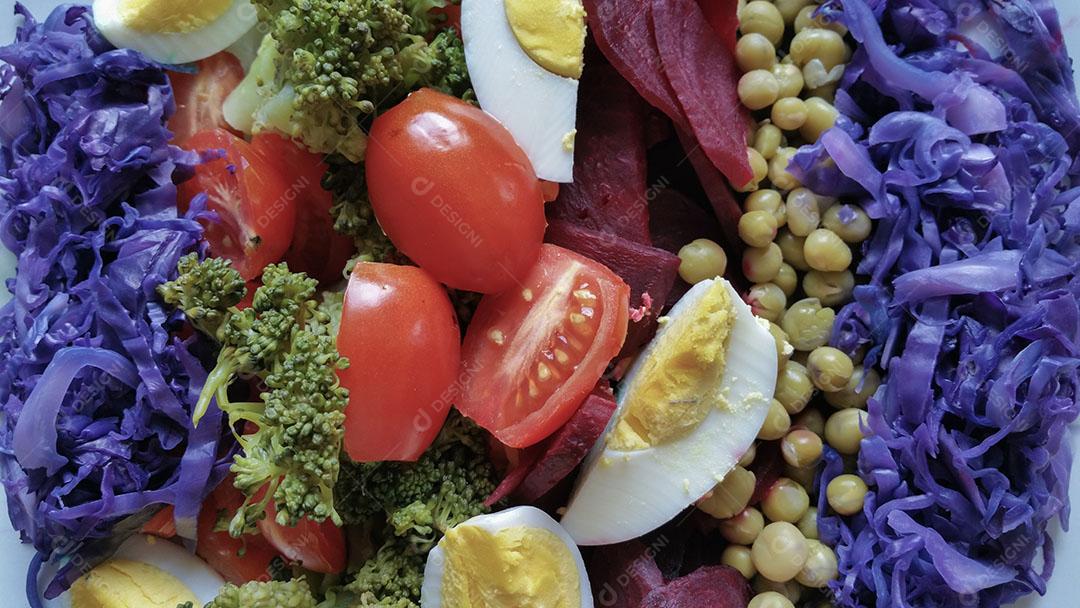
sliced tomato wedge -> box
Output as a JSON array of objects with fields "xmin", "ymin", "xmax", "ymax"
[
  {"xmin": 178, "ymin": 129, "xmax": 298, "ymax": 280},
  {"xmin": 141, "ymin": 506, "xmax": 178, "ymax": 539},
  {"xmin": 168, "ymin": 53, "xmax": 244, "ymax": 143},
  {"xmin": 457, "ymin": 244, "xmax": 630, "ymax": 448},
  {"xmin": 195, "ymin": 479, "xmax": 283, "ymax": 585},
  {"xmin": 251, "ymin": 134, "xmax": 355, "ymax": 284},
  {"xmin": 259, "ymin": 501, "xmax": 347, "ymax": 574}
]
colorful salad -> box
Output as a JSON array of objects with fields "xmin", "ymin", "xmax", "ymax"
[{"xmin": 0, "ymin": 0, "xmax": 1077, "ymax": 607}]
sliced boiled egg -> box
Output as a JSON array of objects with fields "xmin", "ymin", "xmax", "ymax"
[
  {"xmin": 561, "ymin": 278, "xmax": 778, "ymax": 546},
  {"xmin": 67, "ymin": 534, "xmax": 224, "ymax": 608},
  {"xmin": 421, "ymin": 506, "xmax": 593, "ymax": 608},
  {"xmin": 93, "ymin": 0, "xmax": 257, "ymax": 65},
  {"xmin": 461, "ymin": 0, "xmax": 585, "ymax": 183}
]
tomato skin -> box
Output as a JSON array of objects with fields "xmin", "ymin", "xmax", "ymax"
[
  {"xmin": 366, "ymin": 88, "xmax": 546, "ymax": 293},
  {"xmin": 457, "ymin": 245, "xmax": 631, "ymax": 448},
  {"xmin": 259, "ymin": 501, "xmax": 347, "ymax": 574},
  {"xmin": 179, "ymin": 129, "xmax": 298, "ymax": 280},
  {"xmin": 338, "ymin": 262, "xmax": 462, "ymax": 462},
  {"xmin": 251, "ymin": 134, "xmax": 355, "ymax": 284},
  {"xmin": 168, "ymin": 53, "xmax": 244, "ymax": 143},
  {"xmin": 196, "ymin": 480, "xmax": 283, "ymax": 585}
]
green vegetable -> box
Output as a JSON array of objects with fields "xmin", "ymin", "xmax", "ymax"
[
  {"xmin": 328, "ymin": 538, "xmax": 426, "ymax": 607},
  {"xmin": 321, "ymin": 156, "xmax": 397, "ymax": 261},
  {"xmin": 159, "ymin": 255, "xmax": 349, "ymax": 535},
  {"xmin": 204, "ymin": 579, "xmax": 320, "ymax": 608},
  {"xmin": 335, "ymin": 412, "xmax": 497, "ymax": 551},
  {"xmin": 225, "ymin": 0, "xmax": 471, "ymax": 161}
]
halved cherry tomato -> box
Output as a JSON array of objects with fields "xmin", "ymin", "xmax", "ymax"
[
  {"xmin": 168, "ymin": 53, "xmax": 244, "ymax": 143},
  {"xmin": 251, "ymin": 134, "xmax": 355, "ymax": 284},
  {"xmin": 179, "ymin": 129, "xmax": 297, "ymax": 280},
  {"xmin": 196, "ymin": 479, "xmax": 283, "ymax": 585},
  {"xmin": 260, "ymin": 500, "xmax": 347, "ymax": 574},
  {"xmin": 366, "ymin": 89, "xmax": 546, "ymax": 293},
  {"xmin": 457, "ymin": 245, "xmax": 631, "ymax": 448},
  {"xmin": 337, "ymin": 262, "xmax": 462, "ymax": 461}
]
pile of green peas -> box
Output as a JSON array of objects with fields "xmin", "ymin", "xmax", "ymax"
[{"xmin": 671, "ymin": 2, "xmax": 884, "ymax": 606}]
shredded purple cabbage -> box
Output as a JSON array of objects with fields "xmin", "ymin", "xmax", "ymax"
[
  {"xmin": 0, "ymin": 4, "xmax": 230, "ymax": 602},
  {"xmin": 798, "ymin": 1, "xmax": 1080, "ymax": 606}
]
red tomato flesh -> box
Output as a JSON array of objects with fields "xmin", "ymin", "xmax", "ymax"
[
  {"xmin": 196, "ymin": 479, "xmax": 283, "ymax": 585},
  {"xmin": 260, "ymin": 500, "xmax": 347, "ymax": 574},
  {"xmin": 366, "ymin": 88, "xmax": 546, "ymax": 293},
  {"xmin": 457, "ymin": 244, "xmax": 631, "ymax": 448},
  {"xmin": 251, "ymin": 134, "xmax": 355, "ymax": 284},
  {"xmin": 168, "ymin": 53, "xmax": 244, "ymax": 144},
  {"xmin": 338, "ymin": 262, "xmax": 462, "ymax": 462},
  {"xmin": 179, "ymin": 129, "xmax": 298, "ymax": 280}
]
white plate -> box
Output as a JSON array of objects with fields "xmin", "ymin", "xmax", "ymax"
[{"xmin": 1, "ymin": 1, "xmax": 1078, "ymax": 606}]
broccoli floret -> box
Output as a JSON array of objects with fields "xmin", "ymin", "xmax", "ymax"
[
  {"xmin": 225, "ymin": 0, "xmax": 471, "ymax": 161},
  {"xmin": 205, "ymin": 579, "xmax": 319, "ymax": 608},
  {"xmin": 159, "ymin": 257, "xmax": 349, "ymax": 535},
  {"xmin": 157, "ymin": 255, "xmax": 246, "ymax": 337},
  {"xmin": 337, "ymin": 539, "xmax": 425, "ymax": 607},
  {"xmin": 335, "ymin": 413, "xmax": 497, "ymax": 552},
  {"xmin": 322, "ymin": 156, "xmax": 397, "ymax": 261}
]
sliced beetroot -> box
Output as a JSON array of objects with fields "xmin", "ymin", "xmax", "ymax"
[
  {"xmin": 698, "ymin": 0, "xmax": 741, "ymax": 52},
  {"xmin": 639, "ymin": 565, "xmax": 752, "ymax": 608},
  {"xmin": 484, "ymin": 448, "xmax": 539, "ymax": 507},
  {"xmin": 651, "ymin": 0, "xmax": 753, "ymax": 189},
  {"xmin": 676, "ymin": 127, "xmax": 743, "ymax": 257},
  {"xmin": 546, "ymin": 219, "xmax": 680, "ymax": 353},
  {"xmin": 589, "ymin": 541, "xmax": 666, "ymax": 608},
  {"xmin": 749, "ymin": 440, "xmax": 783, "ymax": 505},
  {"xmin": 517, "ymin": 391, "xmax": 617, "ymax": 501},
  {"xmin": 548, "ymin": 57, "xmax": 651, "ymax": 245},
  {"xmin": 583, "ymin": 0, "xmax": 689, "ymax": 132}
]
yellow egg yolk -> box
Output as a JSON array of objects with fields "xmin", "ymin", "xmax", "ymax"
[
  {"xmin": 118, "ymin": 0, "xmax": 233, "ymax": 33},
  {"xmin": 441, "ymin": 525, "xmax": 582, "ymax": 607},
  {"xmin": 609, "ymin": 281, "xmax": 736, "ymax": 451},
  {"xmin": 70, "ymin": 558, "xmax": 199, "ymax": 608},
  {"xmin": 504, "ymin": 0, "xmax": 587, "ymax": 80}
]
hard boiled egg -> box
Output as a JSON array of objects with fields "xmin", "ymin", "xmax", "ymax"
[
  {"xmin": 67, "ymin": 534, "xmax": 225, "ymax": 608},
  {"xmin": 93, "ymin": 0, "xmax": 256, "ymax": 65},
  {"xmin": 561, "ymin": 278, "xmax": 778, "ymax": 545},
  {"xmin": 461, "ymin": 0, "xmax": 585, "ymax": 183},
  {"xmin": 421, "ymin": 506, "xmax": 593, "ymax": 608}
]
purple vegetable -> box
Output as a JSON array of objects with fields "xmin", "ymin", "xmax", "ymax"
[
  {"xmin": 798, "ymin": 1, "xmax": 1080, "ymax": 607},
  {"xmin": 0, "ymin": 5, "xmax": 229, "ymax": 602}
]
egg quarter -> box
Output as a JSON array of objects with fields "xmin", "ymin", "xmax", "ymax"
[
  {"xmin": 461, "ymin": 0, "xmax": 586, "ymax": 183},
  {"xmin": 561, "ymin": 279, "xmax": 778, "ymax": 546},
  {"xmin": 93, "ymin": 0, "xmax": 257, "ymax": 65}
]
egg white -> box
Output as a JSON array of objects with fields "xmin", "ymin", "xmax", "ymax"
[
  {"xmin": 461, "ymin": 0, "xmax": 579, "ymax": 183},
  {"xmin": 421, "ymin": 506, "xmax": 593, "ymax": 608},
  {"xmin": 92, "ymin": 0, "xmax": 257, "ymax": 65},
  {"xmin": 560, "ymin": 279, "xmax": 778, "ymax": 546},
  {"xmin": 112, "ymin": 534, "xmax": 225, "ymax": 604}
]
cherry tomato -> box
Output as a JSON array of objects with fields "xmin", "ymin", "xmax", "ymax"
[
  {"xmin": 366, "ymin": 88, "xmax": 546, "ymax": 293},
  {"xmin": 259, "ymin": 501, "xmax": 347, "ymax": 574},
  {"xmin": 251, "ymin": 134, "xmax": 355, "ymax": 284},
  {"xmin": 168, "ymin": 53, "xmax": 244, "ymax": 143},
  {"xmin": 179, "ymin": 129, "xmax": 297, "ymax": 280},
  {"xmin": 457, "ymin": 245, "xmax": 630, "ymax": 448},
  {"xmin": 338, "ymin": 262, "xmax": 462, "ymax": 462},
  {"xmin": 196, "ymin": 480, "xmax": 283, "ymax": 585},
  {"xmin": 141, "ymin": 506, "xmax": 177, "ymax": 539}
]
